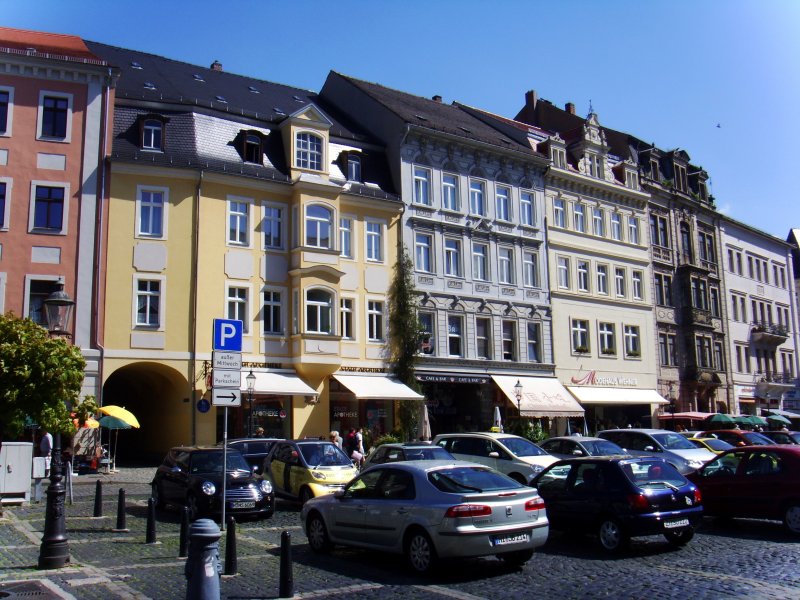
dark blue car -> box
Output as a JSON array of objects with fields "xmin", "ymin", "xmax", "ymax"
[{"xmin": 532, "ymin": 456, "xmax": 702, "ymax": 552}]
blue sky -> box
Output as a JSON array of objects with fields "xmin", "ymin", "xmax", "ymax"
[{"xmin": 5, "ymin": 0, "xmax": 799, "ymax": 239}]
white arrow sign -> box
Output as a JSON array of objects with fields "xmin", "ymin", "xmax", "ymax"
[{"xmin": 212, "ymin": 388, "xmax": 242, "ymax": 407}]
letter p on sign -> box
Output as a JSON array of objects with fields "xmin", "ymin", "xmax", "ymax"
[{"xmin": 213, "ymin": 319, "xmax": 243, "ymax": 352}]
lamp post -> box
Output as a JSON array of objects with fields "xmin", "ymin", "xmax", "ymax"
[
  {"xmin": 668, "ymin": 382, "xmax": 677, "ymax": 431},
  {"xmin": 514, "ymin": 380, "xmax": 523, "ymax": 416},
  {"xmin": 38, "ymin": 280, "xmax": 74, "ymax": 570},
  {"xmin": 246, "ymin": 370, "xmax": 256, "ymax": 437}
]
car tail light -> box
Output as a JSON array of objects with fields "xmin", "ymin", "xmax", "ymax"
[
  {"xmin": 525, "ymin": 497, "xmax": 546, "ymax": 512},
  {"xmin": 445, "ymin": 504, "xmax": 492, "ymax": 518},
  {"xmin": 693, "ymin": 488, "xmax": 702, "ymax": 504},
  {"xmin": 627, "ymin": 493, "xmax": 651, "ymax": 512}
]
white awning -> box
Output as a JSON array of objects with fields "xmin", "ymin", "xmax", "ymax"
[
  {"xmin": 492, "ymin": 375, "xmax": 584, "ymax": 417},
  {"xmin": 241, "ymin": 371, "xmax": 318, "ymax": 396},
  {"xmin": 332, "ymin": 374, "xmax": 424, "ymax": 400},
  {"xmin": 566, "ymin": 386, "xmax": 668, "ymax": 405}
]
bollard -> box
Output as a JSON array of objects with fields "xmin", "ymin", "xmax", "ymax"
[
  {"xmin": 179, "ymin": 506, "xmax": 190, "ymax": 558},
  {"xmin": 145, "ymin": 497, "xmax": 157, "ymax": 544},
  {"xmin": 93, "ymin": 480, "xmax": 103, "ymax": 518},
  {"xmin": 224, "ymin": 515, "xmax": 237, "ymax": 576},
  {"xmin": 112, "ymin": 488, "xmax": 129, "ymax": 532},
  {"xmin": 278, "ymin": 530, "xmax": 293, "ymax": 598},
  {"xmin": 185, "ymin": 518, "xmax": 222, "ymax": 600}
]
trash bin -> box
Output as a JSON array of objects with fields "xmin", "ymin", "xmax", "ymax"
[{"xmin": 0, "ymin": 442, "xmax": 34, "ymax": 505}]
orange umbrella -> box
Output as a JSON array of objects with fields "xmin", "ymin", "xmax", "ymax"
[{"xmin": 71, "ymin": 414, "xmax": 100, "ymax": 429}]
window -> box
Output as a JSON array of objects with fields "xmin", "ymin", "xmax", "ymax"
[
  {"xmin": 306, "ymin": 289, "xmax": 333, "ymax": 334},
  {"xmin": 650, "ymin": 215, "xmax": 670, "ymax": 247},
  {"xmin": 442, "ymin": 174, "xmax": 459, "ymax": 211},
  {"xmin": 574, "ymin": 204, "xmax": 585, "ymax": 232},
  {"xmin": 347, "ymin": 154, "xmax": 361, "ymax": 181},
  {"xmin": 527, "ymin": 322, "xmax": 541, "ymax": 362},
  {"xmin": 695, "ymin": 335, "xmax": 712, "ymax": 368},
  {"xmin": 557, "ymin": 257, "xmax": 570, "ymax": 289},
  {"xmin": 340, "ymin": 298, "xmax": 354, "ymax": 340},
  {"xmin": 472, "ymin": 243, "xmax": 489, "ymax": 281},
  {"xmin": 136, "ymin": 279, "xmax": 161, "ymax": 327},
  {"xmin": 628, "ymin": 217, "xmax": 640, "ymax": 244},
  {"xmin": 367, "ymin": 300, "xmax": 384, "ymax": 341},
  {"xmin": 698, "ymin": 231, "xmax": 716, "ymax": 264},
  {"xmin": 523, "ymin": 252, "xmax": 539, "ymax": 287},
  {"xmin": 615, "ymin": 268, "xmax": 626, "ymax": 297},
  {"xmin": 552, "ymin": 147, "xmax": 567, "ymax": 168},
  {"xmin": 27, "ymin": 279, "xmax": 59, "ymax": 327},
  {"xmin": 137, "ymin": 186, "xmax": 166, "ymax": 238},
  {"xmin": 654, "ymin": 273, "xmax": 673, "ymax": 306},
  {"xmin": 625, "ymin": 170, "xmax": 638, "ymax": 189},
  {"xmin": 624, "ymin": 325, "xmax": 640, "ymax": 356},
  {"xmin": 33, "ymin": 185, "xmax": 65, "ymax": 231},
  {"xmin": 577, "ymin": 260, "xmax": 590, "ymax": 292},
  {"xmin": 264, "ymin": 290, "xmax": 282, "ymax": 335},
  {"xmin": 632, "ymin": 271, "xmax": 643, "ymax": 300},
  {"xmin": 264, "ymin": 205, "xmax": 283, "ymax": 250},
  {"xmin": 599, "ymin": 322, "xmax": 616, "ymax": 355},
  {"xmin": 659, "ymin": 333, "xmax": 677, "ymax": 366},
  {"xmin": 709, "ymin": 286, "xmax": 720, "ymax": 317},
  {"xmin": 520, "ymin": 191, "xmax": 534, "ymax": 226},
  {"xmin": 650, "ymin": 158, "xmax": 660, "ymax": 180},
  {"xmin": 0, "ymin": 88, "xmax": 10, "ymax": 134},
  {"xmin": 596, "ymin": 265, "xmax": 608, "ymax": 295},
  {"xmin": 339, "ymin": 217, "xmax": 352, "ymax": 258},
  {"xmin": 502, "ymin": 321, "xmax": 516, "ymax": 361},
  {"xmin": 413, "ymin": 166, "xmax": 431, "ymax": 205},
  {"xmin": 415, "ymin": 232, "xmax": 433, "ymax": 272},
  {"xmin": 680, "ymin": 223, "xmax": 694, "ymax": 263},
  {"xmin": 142, "ymin": 118, "xmax": 163, "ymax": 151},
  {"xmin": 295, "ymin": 132, "xmax": 323, "ymax": 170},
  {"xmin": 691, "ymin": 277, "xmax": 708, "ymax": 310},
  {"xmin": 495, "ymin": 186, "xmax": 511, "ymax": 221},
  {"xmin": 469, "ymin": 180, "xmax": 486, "ymax": 216},
  {"xmin": 227, "ymin": 286, "xmax": 249, "ymax": 333},
  {"xmin": 365, "ymin": 220, "xmax": 383, "ymax": 262},
  {"xmin": 306, "ymin": 205, "xmax": 332, "ymax": 249},
  {"xmin": 476, "ymin": 317, "xmax": 491, "ymax": 359},
  {"xmin": 243, "ymin": 133, "xmax": 262, "ymax": 163},
  {"xmin": 587, "ymin": 154, "xmax": 603, "ymax": 178},
  {"xmin": 448, "ymin": 315, "xmax": 463, "ymax": 357},
  {"xmin": 553, "ymin": 198, "xmax": 565, "ymax": 227},
  {"xmin": 419, "ymin": 311, "xmax": 434, "ymax": 354},
  {"xmin": 714, "ymin": 341, "xmax": 725, "ymax": 371},
  {"xmin": 592, "ymin": 208, "xmax": 605, "ymax": 237},
  {"xmin": 675, "ymin": 163, "xmax": 688, "ymax": 192},
  {"xmin": 571, "ymin": 319, "xmax": 589, "ymax": 352},
  {"xmin": 228, "ymin": 198, "xmax": 249, "ymax": 246},
  {"xmin": 445, "ymin": 238, "xmax": 461, "ymax": 277},
  {"xmin": 39, "ymin": 93, "xmax": 70, "ymax": 139},
  {"xmin": 610, "ymin": 213, "xmax": 621, "ymax": 241},
  {"xmin": 0, "ymin": 181, "xmax": 6, "ymax": 229},
  {"xmin": 498, "ymin": 247, "xmax": 514, "ymax": 284}
]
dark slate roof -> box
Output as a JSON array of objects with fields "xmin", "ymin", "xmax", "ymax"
[{"xmin": 455, "ymin": 103, "xmax": 549, "ymax": 160}]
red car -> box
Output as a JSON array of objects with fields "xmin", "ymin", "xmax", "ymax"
[
  {"xmin": 687, "ymin": 445, "xmax": 800, "ymax": 534},
  {"xmin": 697, "ymin": 429, "xmax": 772, "ymax": 447}
]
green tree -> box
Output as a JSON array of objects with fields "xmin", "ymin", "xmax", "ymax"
[
  {"xmin": 388, "ymin": 247, "xmax": 424, "ymax": 441},
  {"xmin": 0, "ymin": 313, "xmax": 87, "ymax": 440}
]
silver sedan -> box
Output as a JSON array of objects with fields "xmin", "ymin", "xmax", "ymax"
[{"xmin": 300, "ymin": 460, "xmax": 549, "ymax": 574}]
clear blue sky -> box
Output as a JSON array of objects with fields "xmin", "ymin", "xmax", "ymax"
[{"xmin": 5, "ymin": 0, "xmax": 799, "ymax": 239}]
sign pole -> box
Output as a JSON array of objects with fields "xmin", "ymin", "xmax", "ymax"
[{"xmin": 221, "ymin": 406, "xmax": 228, "ymax": 530}]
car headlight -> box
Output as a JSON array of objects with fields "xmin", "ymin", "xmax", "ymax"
[
  {"xmin": 259, "ymin": 479, "xmax": 273, "ymax": 494},
  {"xmin": 311, "ymin": 471, "xmax": 326, "ymax": 481},
  {"xmin": 201, "ymin": 481, "xmax": 216, "ymax": 496},
  {"xmin": 687, "ymin": 460, "xmax": 703, "ymax": 469},
  {"xmin": 530, "ymin": 464, "xmax": 544, "ymax": 474}
]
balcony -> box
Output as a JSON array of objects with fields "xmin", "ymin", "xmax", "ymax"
[
  {"xmin": 651, "ymin": 246, "xmax": 673, "ymax": 264},
  {"xmin": 755, "ymin": 371, "xmax": 797, "ymax": 400},
  {"xmin": 681, "ymin": 306, "xmax": 713, "ymax": 328},
  {"xmin": 750, "ymin": 321, "xmax": 789, "ymax": 346}
]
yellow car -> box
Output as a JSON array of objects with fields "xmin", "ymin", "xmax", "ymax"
[
  {"xmin": 689, "ymin": 437, "xmax": 735, "ymax": 455},
  {"xmin": 265, "ymin": 439, "xmax": 358, "ymax": 503}
]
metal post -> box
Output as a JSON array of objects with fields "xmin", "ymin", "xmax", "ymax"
[
  {"xmin": 185, "ymin": 519, "xmax": 221, "ymax": 600},
  {"xmin": 221, "ymin": 407, "xmax": 227, "ymax": 530},
  {"xmin": 38, "ymin": 432, "xmax": 69, "ymax": 569}
]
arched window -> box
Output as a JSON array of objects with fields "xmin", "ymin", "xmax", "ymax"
[
  {"xmin": 306, "ymin": 289, "xmax": 333, "ymax": 334},
  {"xmin": 141, "ymin": 118, "xmax": 164, "ymax": 151},
  {"xmin": 296, "ymin": 132, "xmax": 323, "ymax": 170},
  {"xmin": 306, "ymin": 204, "xmax": 332, "ymax": 249},
  {"xmin": 243, "ymin": 133, "xmax": 263, "ymax": 163}
]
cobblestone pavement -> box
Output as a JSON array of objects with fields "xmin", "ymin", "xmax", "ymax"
[{"xmin": 1, "ymin": 467, "xmax": 799, "ymax": 599}]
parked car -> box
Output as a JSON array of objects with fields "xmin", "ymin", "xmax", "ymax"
[
  {"xmin": 532, "ymin": 456, "xmax": 702, "ymax": 552},
  {"xmin": 688, "ymin": 437, "xmax": 735, "ymax": 454},
  {"xmin": 151, "ymin": 446, "xmax": 274, "ymax": 521},
  {"xmin": 364, "ymin": 442, "xmax": 454, "ymax": 468},
  {"xmin": 433, "ymin": 432, "xmax": 557, "ymax": 485},
  {"xmin": 697, "ymin": 429, "xmax": 774, "ymax": 447},
  {"xmin": 226, "ymin": 437, "xmax": 282, "ymax": 473},
  {"xmin": 264, "ymin": 439, "xmax": 358, "ymax": 504},
  {"xmin": 539, "ymin": 436, "xmax": 628, "ymax": 459},
  {"xmin": 761, "ymin": 431, "xmax": 800, "ymax": 445},
  {"xmin": 687, "ymin": 445, "xmax": 800, "ymax": 534},
  {"xmin": 301, "ymin": 460, "xmax": 549, "ymax": 573},
  {"xmin": 597, "ymin": 429, "xmax": 715, "ymax": 474}
]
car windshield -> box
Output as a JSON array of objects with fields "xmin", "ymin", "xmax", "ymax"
[
  {"xmin": 190, "ymin": 451, "xmax": 250, "ymax": 475},
  {"xmin": 583, "ymin": 440, "xmax": 626, "ymax": 456},
  {"xmin": 742, "ymin": 432, "xmax": 773, "ymax": 445},
  {"xmin": 700, "ymin": 438, "xmax": 734, "ymax": 452},
  {"xmin": 404, "ymin": 447, "xmax": 453, "ymax": 461},
  {"xmin": 299, "ymin": 443, "xmax": 352, "ymax": 467},
  {"xmin": 651, "ymin": 432, "xmax": 697, "ymax": 450},
  {"xmin": 620, "ymin": 460, "xmax": 687, "ymax": 490},
  {"xmin": 499, "ymin": 436, "xmax": 547, "ymax": 457},
  {"xmin": 428, "ymin": 466, "xmax": 523, "ymax": 493}
]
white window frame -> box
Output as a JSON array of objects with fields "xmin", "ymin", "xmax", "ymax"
[
  {"xmin": 263, "ymin": 288, "xmax": 283, "ymax": 336},
  {"xmin": 577, "ymin": 260, "xmax": 590, "ymax": 292},
  {"xmin": 498, "ymin": 246, "xmax": 514, "ymax": 284},
  {"xmin": 442, "ymin": 173, "xmax": 459, "ymax": 211},
  {"xmin": 226, "ymin": 284, "xmax": 250, "ymax": 334},
  {"xmin": 592, "ymin": 207, "xmax": 605, "ymax": 237},
  {"xmin": 610, "ymin": 213, "xmax": 622, "ymax": 241},
  {"xmin": 419, "ymin": 311, "xmax": 435, "ymax": 355},
  {"xmin": 447, "ymin": 314, "xmax": 464, "ymax": 357},
  {"xmin": 571, "ymin": 318, "xmax": 589, "ymax": 352},
  {"xmin": 476, "ymin": 316, "xmax": 491, "ymax": 359},
  {"xmin": 413, "ymin": 166, "xmax": 432, "ymax": 206},
  {"xmin": 367, "ymin": 299, "xmax": 385, "ymax": 342},
  {"xmin": 520, "ymin": 191, "xmax": 535, "ymax": 227},
  {"xmin": 574, "ymin": 203, "xmax": 586, "ymax": 233},
  {"xmin": 305, "ymin": 204, "xmax": 333, "ymax": 249},
  {"xmin": 523, "ymin": 251, "xmax": 538, "ymax": 288},
  {"xmin": 444, "ymin": 238, "xmax": 462, "ymax": 278},
  {"xmin": 597, "ymin": 264, "xmax": 608, "ymax": 295},
  {"xmin": 415, "ymin": 232, "xmax": 433, "ymax": 273},
  {"xmin": 615, "ymin": 267, "xmax": 626, "ymax": 298},
  {"xmin": 632, "ymin": 270, "xmax": 643, "ymax": 300},
  {"xmin": 553, "ymin": 198, "xmax": 566, "ymax": 228},
  {"xmin": 227, "ymin": 196, "xmax": 251, "ymax": 247},
  {"xmin": 365, "ymin": 219, "xmax": 385, "ymax": 263},
  {"xmin": 502, "ymin": 320, "xmax": 516, "ymax": 361},
  {"xmin": 557, "ymin": 256, "xmax": 570, "ymax": 289},
  {"xmin": 132, "ymin": 274, "xmax": 166, "ymax": 331},
  {"xmin": 142, "ymin": 118, "xmax": 163, "ymax": 151},
  {"xmin": 599, "ymin": 322, "xmax": 616, "ymax": 355},
  {"xmin": 263, "ymin": 202, "xmax": 285, "ymax": 250},
  {"xmin": 305, "ymin": 288, "xmax": 334, "ymax": 334},
  {"xmin": 0, "ymin": 177, "xmax": 12, "ymax": 231},
  {"xmin": 469, "ymin": 179, "xmax": 486, "ymax": 216},
  {"xmin": 29, "ymin": 180, "xmax": 70, "ymax": 235},
  {"xmin": 23, "ymin": 275, "xmax": 62, "ymax": 328},
  {"xmin": 0, "ymin": 85, "xmax": 14, "ymax": 137},
  {"xmin": 339, "ymin": 216, "xmax": 353, "ymax": 259},
  {"xmin": 295, "ymin": 130, "xmax": 324, "ymax": 171},
  {"xmin": 472, "ymin": 242, "xmax": 489, "ymax": 281},
  {"xmin": 37, "ymin": 91, "xmax": 73, "ymax": 142},
  {"xmin": 136, "ymin": 185, "xmax": 168, "ymax": 240},
  {"xmin": 340, "ymin": 297, "xmax": 355, "ymax": 340},
  {"xmin": 624, "ymin": 325, "xmax": 640, "ymax": 357},
  {"xmin": 495, "ymin": 185, "xmax": 511, "ymax": 222},
  {"xmin": 527, "ymin": 322, "xmax": 541, "ymax": 363},
  {"xmin": 628, "ymin": 216, "xmax": 640, "ymax": 244}
]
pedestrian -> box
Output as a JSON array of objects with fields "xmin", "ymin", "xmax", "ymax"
[
  {"xmin": 329, "ymin": 430, "xmax": 342, "ymax": 449},
  {"xmin": 344, "ymin": 428, "xmax": 364, "ymax": 466},
  {"xmin": 40, "ymin": 428, "xmax": 53, "ymax": 476},
  {"xmin": 254, "ymin": 427, "xmax": 264, "ymax": 438}
]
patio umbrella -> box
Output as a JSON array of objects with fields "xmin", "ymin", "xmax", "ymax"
[
  {"xmin": 418, "ymin": 404, "xmax": 432, "ymax": 441},
  {"xmin": 734, "ymin": 415, "xmax": 768, "ymax": 428},
  {"xmin": 704, "ymin": 413, "xmax": 734, "ymax": 428},
  {"xmin": 492, "ymin": 405, "xmax": 503, "ymax": 433},
  {"xmin": 766, "ymin": 414, "xmax": 791, "ymax": 426},
  {"xmin": 99, "ymin": 405, "xmax": 140, "ymax": 428},
  {"xmin": 99, "ymin": 415, "xmax": 132, "ymax": 471}
]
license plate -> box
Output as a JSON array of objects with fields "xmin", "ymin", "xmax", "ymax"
[
  {"xmin": 231, "ymin": 501, "xmax": 255, "ymax": 509},
  {"xmin": 664, "ymin": 518, "xmax": 690, "ymax": 529},
  {"xmin": 492, "ymin": 532, "xmax": 530, "ymax": 546}
]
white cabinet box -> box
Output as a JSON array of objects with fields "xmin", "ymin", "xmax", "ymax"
[{"xmin": 0, "ymin": 442, "xmax": 33, "ymax": 504}]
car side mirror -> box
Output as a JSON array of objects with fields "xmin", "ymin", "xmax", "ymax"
[
  {"xmin": 252, "ymin": 465, "xmax": 259, "ymax": 474},
  {"xmin": 572, "ymin": 449, "xmax": 584, "ymax": 456},
  {"xmin": 644, "ymin": 445, "xmax": 656, "ymax": 452},
  {"xmin": 171, "ymin": 465, "xmax": 182, "ymax": 473},
  {"xmin": 488, "ymin": 451, "xmax": 500, "ymax": 459}
]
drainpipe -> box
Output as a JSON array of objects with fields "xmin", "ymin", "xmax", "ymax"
[{"xmin": 190, "ymin": 170, "xmax": 204, "ymax": 444}]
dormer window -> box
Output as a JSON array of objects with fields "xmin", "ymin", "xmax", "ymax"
[
  {"xmin": 697, "ymin": 180, "xmax": 708, "ymax": 201},
  {"xmin": 674, "ymin": 163, "xmax": 688, "ymax": 192},
  {"xmin": 139, "ymin": 115, "xmax": 167, "ymax": 151},
  {"xmin": 347, "ymin": 154, "xmax": 362, "ymax": 182},
  {"xmin": 240, "ymin": 131, "xmax": 263, "ymax": 164},
  {"xmin": 296, "ymin": 132, "xmax": 323, "ymax": 171},
  {"xmin": 650, "ymin": 159, "xmax": 660, "ymax": 180},
  {"xmin": 587, "ymin": 154, "xmax": 603, "ymax": 178},
  {"xmin": 551, "ymin": 147, "xmax": 567, "ymax": 169},
  {"xmin": 625, "ymin": 169, "xmax": 638, "ymax": 189}
]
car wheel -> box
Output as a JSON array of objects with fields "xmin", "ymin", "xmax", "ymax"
[
  {"xmin": 598, "ymin": 518, "xmax": 628, "ymax": 552},
  {"xmin": 186, "ymin": 494, "xmax": 200, "ymax": 522},
  {"xmin": 784, "ymin": 502, "xmax": 800, "ymax": 534},
  {"xmin": 299, "ymin": 487, "xmax": 314, "ymax": 505},
  {"xmin": 151, "ymin": 482, "xmax": 165, "ymax": 510},
  {"xmin": 498, "ymin": 549, "xmax": 534, "ymax": 566},
  {"xmin": 405, "ymin": 529, "xmax": 437, "ymax": 574},
  {"xmin": 306, "ymin": 512, "xmax": 332, "ymax": 553},
  {"xmin": 664, "ymin": 527, "xmax": 695, "ymax": 546}
]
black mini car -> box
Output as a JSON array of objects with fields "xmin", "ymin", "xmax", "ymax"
[{"xmin": 151, "ymin": 446, "xmax": 274, "ymax": 521}]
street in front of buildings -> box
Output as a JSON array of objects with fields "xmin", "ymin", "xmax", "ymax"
[{"xmin": 0, "ymin": 469, "xmax": 797, "ymax": 599}]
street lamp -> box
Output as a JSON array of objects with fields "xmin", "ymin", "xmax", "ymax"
[
  {"xmin": 514, "ymin": 380, "xmax": 523, "ymax": 415},
  {"xmin": 38, "ymin": 280, "xmax": 74, "ymax": 570},
  {"xmin": 246, "ymin": 370, "xmax": 256, "ymax": 437},
  {"xmin": 668, "ymin": 382, "xmax": 677, "ymax": 431}
]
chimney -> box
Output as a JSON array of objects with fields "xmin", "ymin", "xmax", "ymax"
[
  {"xmin": 210, "ymin": 60, "xmax": 223, "ymax": 71},
  {"xmin": 525, "ymin": 90, "xmax": 537, "ymax": 108},
  {"xmin": 565, "ymin": 102, "xmax": 576, "ymax": 115},
  {"xmin": 432, "ymin": 95, "xmax": 442, "ymax": 103}
]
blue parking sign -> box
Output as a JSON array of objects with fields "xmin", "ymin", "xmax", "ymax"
[{"xmin": 213, "ymin": 319, "xmax": 243, "ymax": 352}]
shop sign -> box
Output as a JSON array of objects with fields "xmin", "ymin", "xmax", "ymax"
[
  {"xmin": 253, "ymin": 408, "xmax": 285, "ymax": 419},
  {"xmin": 416, "ymin": 374, "xmax": 489, "ymax": 384},
  {"xmin": 367, "ymin": 409, "xmax": 388, "ymax": 419},
  {"xmin": 570, "ymin": 370, "xmax": 638, "ymax": 387},
  {"xmin": 333, "ymin": 407, "xmax": 358, "ymax": 418}
]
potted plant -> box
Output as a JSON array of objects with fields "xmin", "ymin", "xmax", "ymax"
[{"xmin": 574, "ymin": 345, "xmax": 589, "ymax": 354}]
